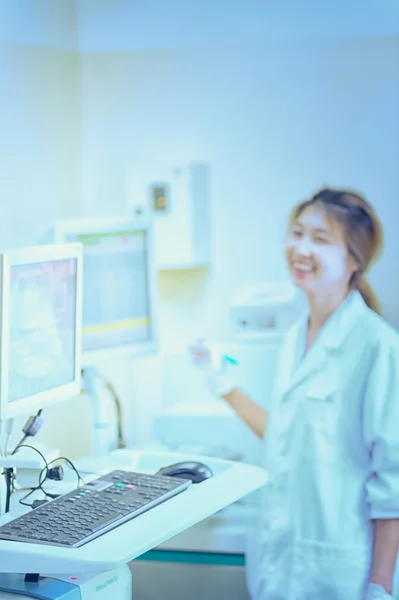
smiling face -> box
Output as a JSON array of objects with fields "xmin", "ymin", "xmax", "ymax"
[{"xmin": 285, "ymin": 204, "xmax": 358, "ymax": 297}]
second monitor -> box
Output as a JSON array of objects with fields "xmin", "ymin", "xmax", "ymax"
[{"xmin": 48, "ymin": 217, "xmax": 159, "ymax": 362}]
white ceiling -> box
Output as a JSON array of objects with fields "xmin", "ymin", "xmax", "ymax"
[
  {"xmin": 76, "ymin": 0, "xmax": 399, "ymax": 51},
  {"xmin": 1, "ymin": 0, "xmax": 398, "ymax": 51}
]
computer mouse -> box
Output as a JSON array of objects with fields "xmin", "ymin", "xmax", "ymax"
[{"xmin": 156, "ymin": 461, "xmax": 213, "ymax": 484}]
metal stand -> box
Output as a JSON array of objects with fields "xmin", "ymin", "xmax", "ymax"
[{"xmin": 81, "ymin": 367, "xmax": 125, "ymax": 456}]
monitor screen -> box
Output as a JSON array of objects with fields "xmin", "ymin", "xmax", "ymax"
[
  {"xmin": 8, "ymin": 259, "xmax": 77, "ymax": 403},
  {"xmin": 65, "ymin": 229, "xmax": 153, "ymax": 354}
]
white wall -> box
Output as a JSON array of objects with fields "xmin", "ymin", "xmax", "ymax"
[
  {"xmin": 0, "ymin": 1, "xmax": 87, "ymax": 455},
  {"xmin": 0, "ymin": 0, "xmax": 81, "ymax": 249},
  {"xmin": 76, "ymin": 0, "xmax": 399, "ymax": 50}
]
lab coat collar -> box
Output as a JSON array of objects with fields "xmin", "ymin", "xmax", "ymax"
[
  {"xmin": 279, "ymin": 290, "xmax": 368, "ymax": 399},
  {"xmin": 308, "ymin": 289, "xmax": 368, "ymax": 350}
]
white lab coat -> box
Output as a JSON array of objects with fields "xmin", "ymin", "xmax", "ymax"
[{"xmin": 246, "ymin": 291, "xmax": 399, "ymax": 600}]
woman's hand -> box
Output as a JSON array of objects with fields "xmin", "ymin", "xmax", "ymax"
[
  {"xmin": 187, "ymin": 338, "xmax": 237, "ymax": 397},
  {"xmin": 188, "ymin": 338, "xmax": 267, "ymax": 438}
]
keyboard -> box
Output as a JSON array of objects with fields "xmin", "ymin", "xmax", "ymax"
[{"xmin": 0, "ymin": 469, "xmax": 191, "ymax": 548}]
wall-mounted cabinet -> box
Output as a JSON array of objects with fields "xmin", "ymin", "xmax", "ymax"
[{"xmin": 131, "ymin": 162, "xmax": 212, "ymax": 270}]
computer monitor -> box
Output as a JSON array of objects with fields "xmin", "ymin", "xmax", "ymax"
[
  {"xmin": 48, "ymin": 217, "xmax": 158, "ymax": 362},
  {"xmin": 0, "ymin": 244, "xmax": 83, "ymax": 421}
]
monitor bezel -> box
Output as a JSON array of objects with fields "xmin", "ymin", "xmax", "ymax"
[{"xmin": 0, "ymin": 243, "xmax": 83, "ymax": 421}]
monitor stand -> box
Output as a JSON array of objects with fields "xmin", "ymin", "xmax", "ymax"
[{"xmin": 81, "ymin": 366, "xmax": 124, "ymax": 457}]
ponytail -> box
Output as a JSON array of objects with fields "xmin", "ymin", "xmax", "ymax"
[{"xmin": 356, "ymin": 277, "xmax": 382, "ymax": 316}]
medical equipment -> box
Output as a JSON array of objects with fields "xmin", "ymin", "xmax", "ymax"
[
  {"xmin": 0, "ymin": 244, "xmax": 83, "ymax": 504},
  {"xmin": 229, "ymin": 281, "xmax": 301, "ymax": 341},
  {"xmin": 0, "ymin": 244, "xmax": 83, "ymax": 421},
  {"xmin": 0, "ymin": 566, "xmax": 133, "ymax": 600},
  {"xmin": 46, "ymin": 216, "xmax": 158, "ymax": 361},
  {"xmin": 0, "ymin": 449, "xmax": 268, "ymax": 600},
  {"xmin": 42, "ymin": 216, "xmax": 159, "ymax": 456}
]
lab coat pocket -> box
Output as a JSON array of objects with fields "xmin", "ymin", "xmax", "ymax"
[
  {"xmin": 302, "ymin": 375, "xmax": 342, "ymax": 463},
  {"xmin": 292, "ymin": 538, "xmax": 370, "ymax": 600}
]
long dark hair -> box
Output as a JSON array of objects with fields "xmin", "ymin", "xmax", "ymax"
[{"xmin": 289, "ymin": 187, "xmax": 384, "ymax": 315}]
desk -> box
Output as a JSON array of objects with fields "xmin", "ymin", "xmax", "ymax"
[{"xmin": 0, "ymin": 449, "xmax": 267, "ymax": 600}]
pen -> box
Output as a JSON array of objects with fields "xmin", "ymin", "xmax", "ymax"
[{"xmin": 224, "ymin": 355, "xmax": 239, "ymax": 366}]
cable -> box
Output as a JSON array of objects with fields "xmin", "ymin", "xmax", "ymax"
[
  {"xmin": 5, "ymin": 443, "xmax": 49, "ymax": 513},
  {"xmin": 6, "ymin": 425, "xmax": 86, "ymax": 510},
  {"xmin": 16, "ymin": 450, "xmax": 86, "ymax": 510},
  {"xmin": 12, "ymin": 445, "xmax": 50, "ymax": 509},
  {"xmin": 2, "ymin": 410, "xmax": 44, "ymax": 511},
  {"xmin": 14, "ymin": 444, "xmax": 48, "ymax": 467},
  {"xmin": 12, "ymin": 410, "xmax": 43, "ymax": 456},
  {"xmin": 19, "ymin": 487, "xmax": 45, "ymax": 508},
  {"xmin": 7, "ymin": 444, "xmax": 56, "ymax": 509},
  {"xmin": 38, "ymin": 456, "xmax": 86, "ymax": 490}
]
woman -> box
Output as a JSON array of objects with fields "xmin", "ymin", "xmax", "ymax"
[{"xmin": 189, "ymin": 188, "xmax": 399, "ymax": 600}]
